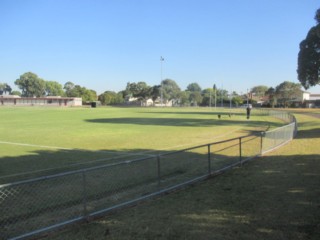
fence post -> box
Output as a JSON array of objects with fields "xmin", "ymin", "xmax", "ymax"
[
  {"xmin": 207, "ymin": 144, "xmax": 211, "ymax": 175},
  {"xmin": 81, "ymin": 170, "xmax": 88, "ymax": 219},
  {"xmin": 239, "ymin": 137, "xmax": 242, "ymax": 166},
  {"xmin": 260, "ymin": 132, "xmax": 264, "ymax": 155},
  {"xmin": 157, "ymin": 155, "xmax": 161, "ymax": 186}
]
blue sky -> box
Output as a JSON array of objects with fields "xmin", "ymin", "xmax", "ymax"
[{"xmin": 1, "ymin": 0, "xmax": 320, "ymax": 94}]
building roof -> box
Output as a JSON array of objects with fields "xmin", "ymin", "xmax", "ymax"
[{"xmin": 0, "ymin": 96, "xmax": 81, "ymax": 100}]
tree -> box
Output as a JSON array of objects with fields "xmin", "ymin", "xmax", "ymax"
[
  {"xmin": 0, "ymin": 83, "xmax": 4, "ymax": 95},
  {"xmin": 67, "ymin": 85, "xmax": 97, "ymax": 102},
  {"xmin": 215, "ymin": 88, "xmax": 229, "ymax": 106},
  {"xmin": 232, "ymin": 95, "xmax": 243, "ymax": 106},
  {"xmin": 178, "ymin": 91, "xmax": 190, "ymax": 106},
  {"xmin": 98, "ymin": 91, "xmax": 123, "ymax": 105},
  {"xmin": 64, "ymin": 82, "xmax": 75, "ymax": 96},
  {"xmin": 251, "ymin": 85, "xmax": 268, "ymax": 97},
  {"xmin": 0, "ymin": 83, "xmax": 12, "ymax": 95},
  {"xmin": 275, "ymin": 81, "xmax": 302, "ymax": 107},
  {"xmin": 266, "ymin": 87, "xmax": 276, "ymax": 107},
  {"xmin": 316, "ymin": 8, "xmax": 320, "ymax": 23},
  {"xmin": 14, "ymin": 72, "xmax": 46, "ymax": 97},
  {"xmin": 189, "ymin": 91, "xmax": 202, "ymax": 106},
  {"xmin": 201, "ymin": 88, "xmax": 214, "ymax": 106},
  {"xmin": 11, "ymin": 90, "xmax": 21, "ymax": 96},
  {"xmin": 126, "ymin": 82, "xmax": 151, "ymax": 101},
  {"xmin": 186, "ymin": 83, "xmax": 201, "ymax": 92},
  {"xmin": 82, "ymin": 89, "xmax": 97, "ymax": 102},
  {"xmin": 150, "ymin": 85, "xmax": 161, "ymax": 104},
  {"xmin": 161, "ymin": 79, "xmax": 181, "ymax": 102},
  {"xmin": 297, "ymin": 8, "xmax": 320, "ymax": 89},
  {"xmin": 186, "ymin": 83, "xmax": 202, "ymax": 106},
  {"xmin": 45, "ymin": 81, "xmax": 65, "ymax": 96}
]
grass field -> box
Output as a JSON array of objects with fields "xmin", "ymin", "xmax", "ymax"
[
  {"xmin": 44, "ymin": 109, "xmax": 320, "ymax": 240},
  {"xmin": 0, "ymin": 106, "xmax": 282, "ymax": 183}
]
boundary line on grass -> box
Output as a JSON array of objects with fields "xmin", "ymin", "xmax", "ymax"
[
  {"xmin": 0, "ymin": 126, "xmax": 246, "ymax": 180},
  {"xmin": 0, "ymin": 121, "xmax": 265, "ymax": 180},
  {"xmin": 0, "ymin": 140, "xmax": 154, "ymax": 157},
  {"xmin": 0, "ymin": 141, "xmax": 73, "ymax": 150}
]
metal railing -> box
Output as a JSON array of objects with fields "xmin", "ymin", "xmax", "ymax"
[{"xmin": 0, "ymin": 109, "xmax": 297, "ymax": 240}]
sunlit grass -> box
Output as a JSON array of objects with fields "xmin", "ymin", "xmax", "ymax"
[
  {"xmin": 47, "ymin": 109, "xmax": 320, "ymax": 240},
  {"xmin": 0, "ymin": 106, "xmax": 280, "ymax": 181}
]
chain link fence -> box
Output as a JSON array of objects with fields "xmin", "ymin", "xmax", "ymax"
[
  {"xmin": 260, "ymin": 109, "xmax": 297, "ymax": 154},
  {"xmin": 0, "ymin": 109, "xmax": 297, "ymax": 240}
]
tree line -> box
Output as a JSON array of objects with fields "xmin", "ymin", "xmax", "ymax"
[
  {"xmin": 1, "ymin": 72, "xmax": 97, "ymax": 102},
  {"xmin": 0, "ymin": 72, "xmax": 303, "ymax": 107}
]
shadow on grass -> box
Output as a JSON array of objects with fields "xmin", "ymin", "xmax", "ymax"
[
  {"xmin": 0, "ymin": 147, "xmax": 162, "ymax": 184},
  {"xmin": 139, "ymin": 111, "xmax": 246, "ymax": 116},
  {"xmin": 85, "ymin": 117, "xmax": 271, "ymax": 128},
  {"xmin": 40, "ymin": 152, "xmax": 320, "ymax": 240},
  {"xmin": 1, "ymin": 144, "xmax": 319, "ymax": 240},
  {"xmin": 1, "ymin": 142, "xmax": 260, "ymax": 239},
  {"xmin": 176, "ymin": 153, "xmax": 320, "ymax": 240},
  {"xmin": 296, "ymin": 128, "xmax": 320, "ymax": 139},
  {"xmin": 295, "ymin": 121, "xmax": 320, "ymax": 139}
]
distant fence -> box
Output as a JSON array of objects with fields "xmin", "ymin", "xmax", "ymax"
[{"xmin": 0, "ymin": 109, "xmax": 297, "ymax": 240}]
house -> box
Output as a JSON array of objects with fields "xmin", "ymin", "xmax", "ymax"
[
  {"xmin": 250, "ymin": 91, "xmax": 320, "ymax": 108},
  {"xmin": 302, "ymin": 92, "xmax": 320, "ymax": 108},
  {"xmin": 125, "ymin": 96, "xmax": 175, "ymax": 107}
]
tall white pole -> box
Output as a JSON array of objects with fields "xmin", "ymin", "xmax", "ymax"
[
  {"xmin": 221, "ymin": 84, "xmax": 223, "ymax": 108},
  {"xmin": 215, "ymin": 87, "xmax": 217, "ymax": 109},
  {"xmin": 160, "ymin": 56, "xmax": 164, "ymax": 106}
]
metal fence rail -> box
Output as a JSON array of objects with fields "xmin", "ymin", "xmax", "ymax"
[{"xmin": 0, "ymin": 109, "xmax": 297, "ymax": 240}]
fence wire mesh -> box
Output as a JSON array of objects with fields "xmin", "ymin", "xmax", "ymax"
[{"xmin": 0, "ymin": 109, "xmax": 297, "ymax": 240}]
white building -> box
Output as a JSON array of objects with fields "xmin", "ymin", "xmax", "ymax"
[
  {"xmin": 0, "ymin": 96, "xmax": 82, "ymax": 107},
  {"xmin": 125, "ymin": 96, "xmax": 174, "ymax": 107},
  {"xmin": 301, "ymin": 92, "xmax": 320, "ymax": 108}
]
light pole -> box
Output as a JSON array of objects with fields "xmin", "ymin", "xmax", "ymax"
[
  {"xmin": 213, "ymin": 84, "xmax": 217, "ymax": 109},
  {"xmin": 221, "ymin": 85, "xmax": 223, "ymax": 108},
  {"xmin": 247, "ymin": 88, "xmax": 249, "ymax": 105},
  {"xmin": 160, "ymin": 56, "xmax": 164, "ymax": 106}
]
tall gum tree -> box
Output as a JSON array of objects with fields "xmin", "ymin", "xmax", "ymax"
[
  {"xmin": 297, "ymin": 8, "xmax": 320, "ymax": 89},
  {"xmin": 14, "ymin": 72, "xmax": 46, "ymax": 97}
]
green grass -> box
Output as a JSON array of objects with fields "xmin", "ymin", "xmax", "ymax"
[
  {"xmin": 0, "ymin": 107, "xmax": 281, "ymax": 183},
  {"xmin": 46, "ymin": 109, "xmax": 320, "ymax": 240},
  {"xmin": 0, "ymin": 106, "xmax": 284, "ymax": 239}
]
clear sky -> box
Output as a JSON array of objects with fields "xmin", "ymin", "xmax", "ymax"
[{"xmin": 1, "ymin": 0, "xmax": 320, "ymax": 94}]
